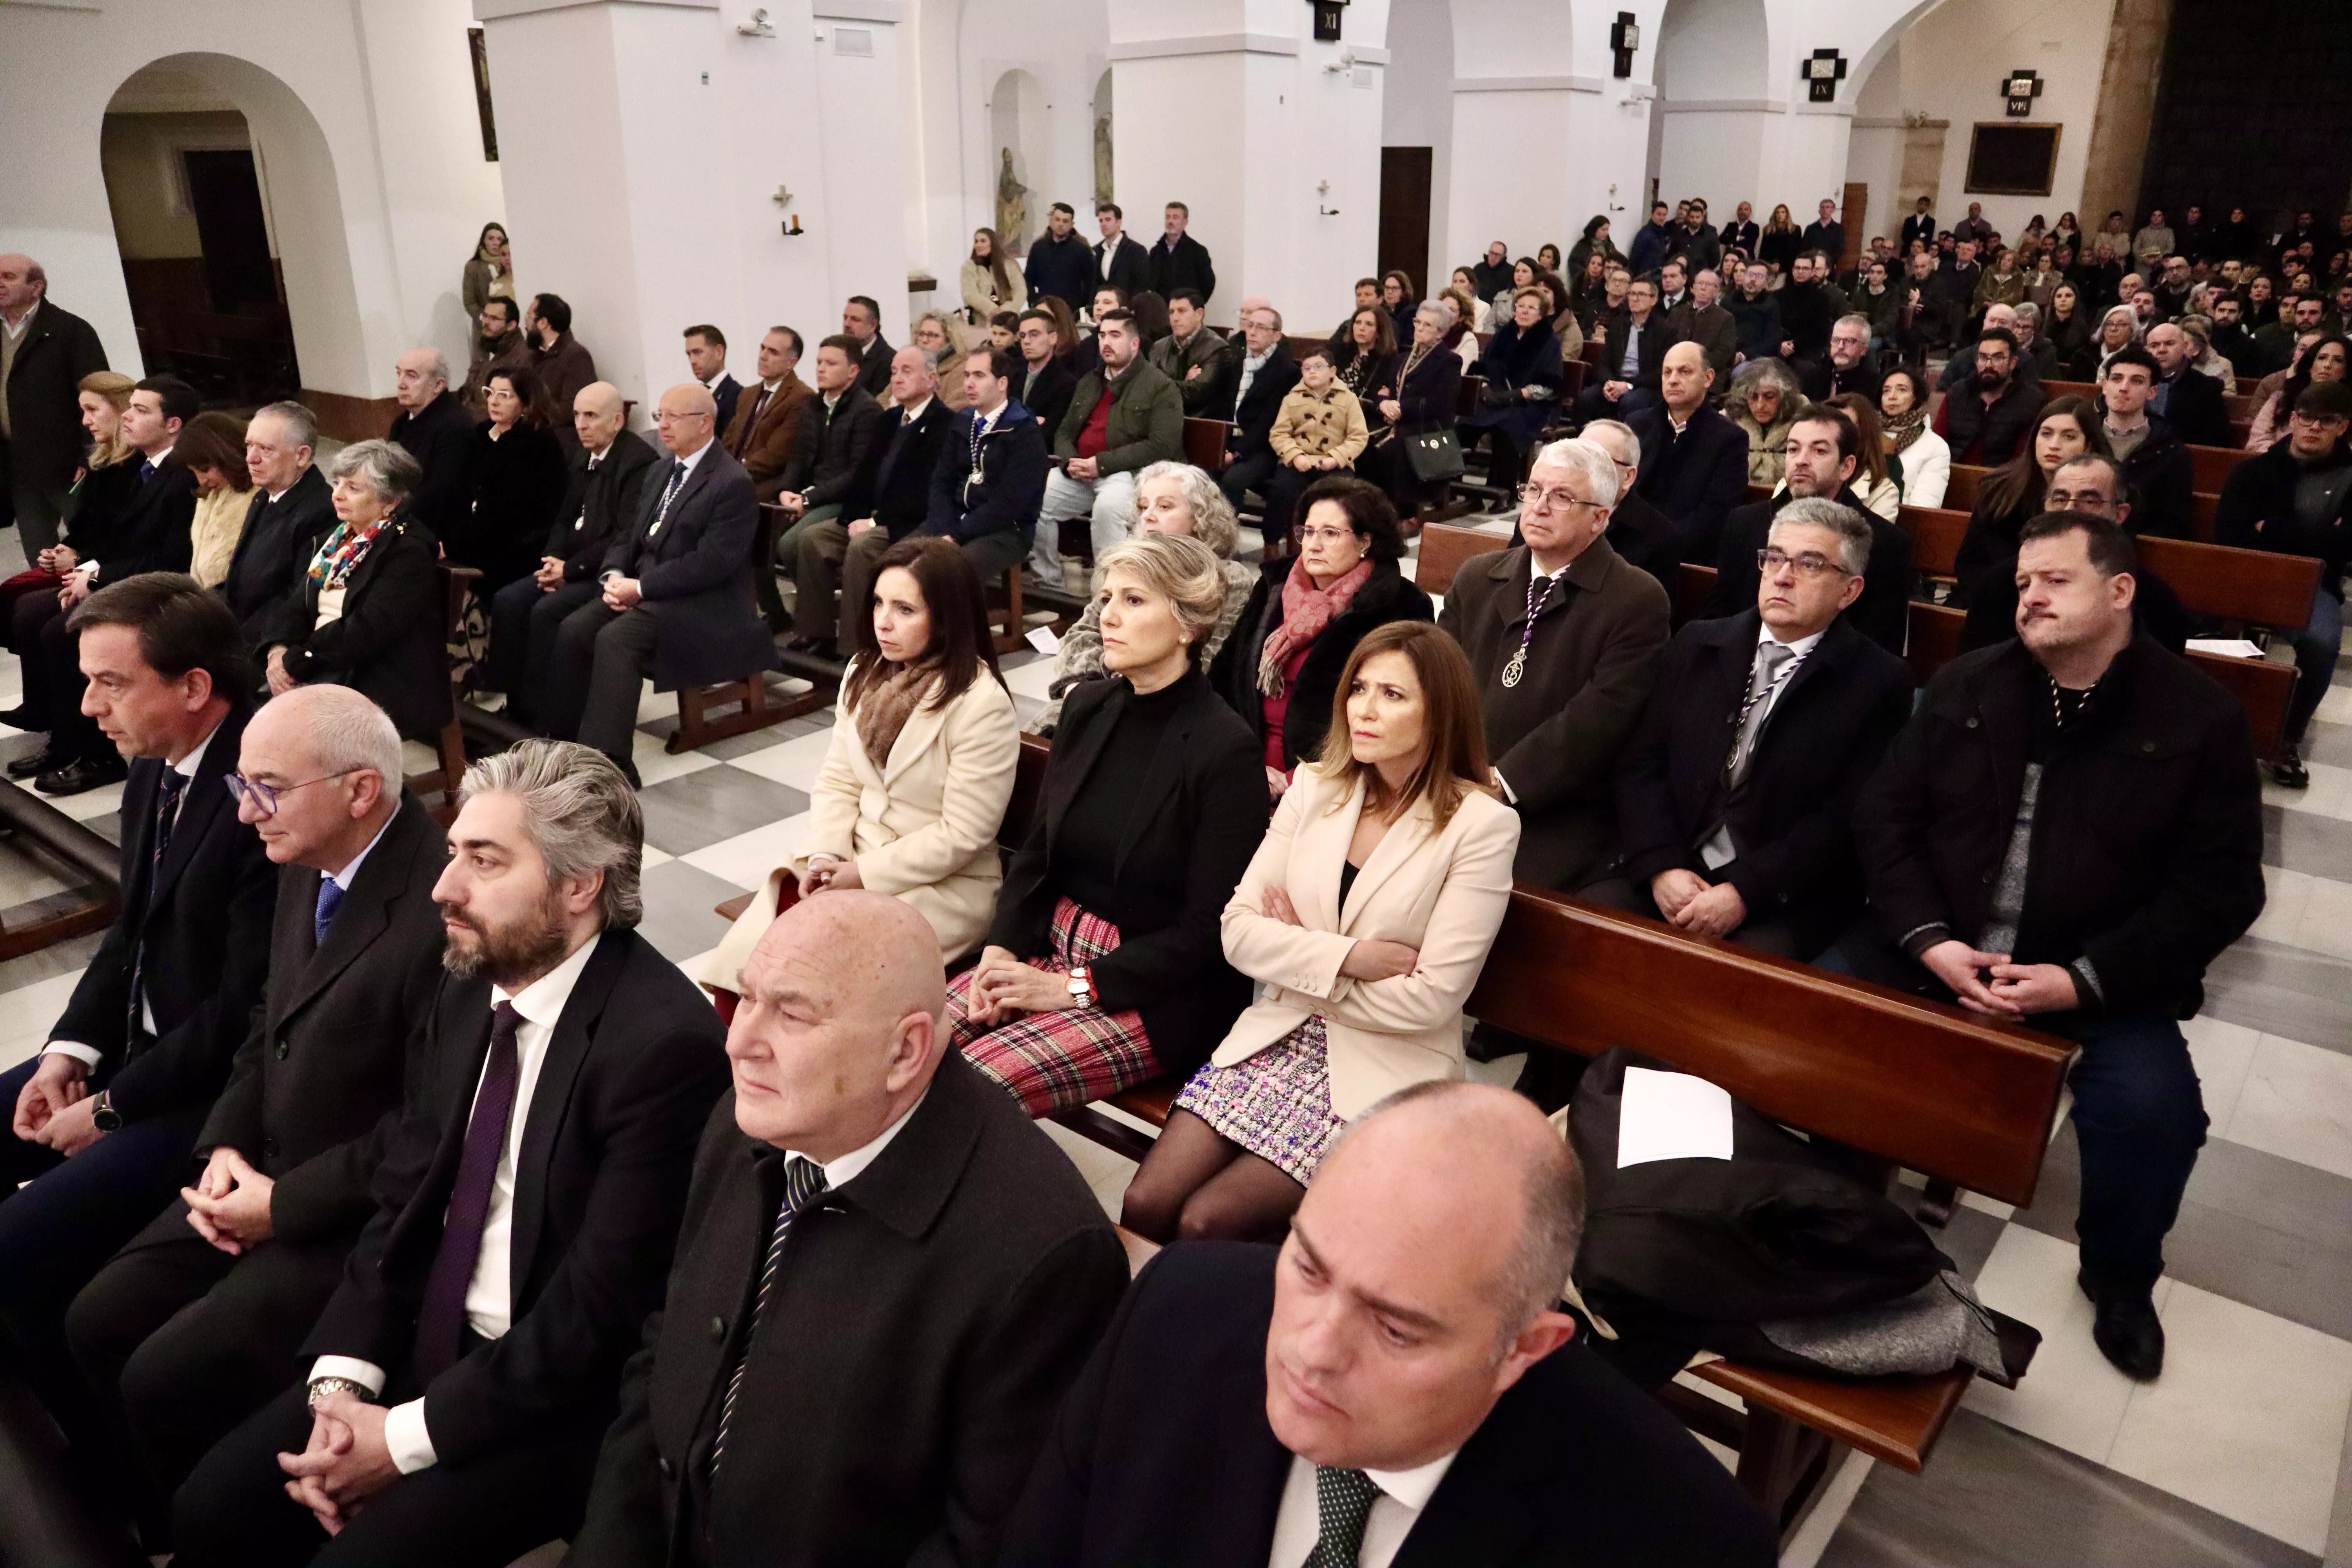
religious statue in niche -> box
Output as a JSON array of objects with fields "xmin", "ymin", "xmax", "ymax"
[
  {"xmin": 997, "ymin": 147, "xmax": 1031, "ymax": 254},
  {"xmin": 1093, "ymin": 113, "xmax": 1114, "ymax": 207}
]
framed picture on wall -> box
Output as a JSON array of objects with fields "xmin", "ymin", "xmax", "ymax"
[{"xmin": 1964, "ymin": 123, "xmax": 2060, "ymax": 196}]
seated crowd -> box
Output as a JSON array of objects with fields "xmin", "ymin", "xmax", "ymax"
[{"xmin": 0, "ymin": 198, "xmax": 2333, "ymax": 1561}]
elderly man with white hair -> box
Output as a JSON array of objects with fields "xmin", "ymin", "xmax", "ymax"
[
  {"xmin": 1436, "ymin": 437, "xmax": 1671, "ymax": 893},
  {"xmin": 385, "ymin": 345, "xmax": 475, "ymax": 543}
]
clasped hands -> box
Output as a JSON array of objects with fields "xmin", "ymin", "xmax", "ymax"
[
  {"xmin": 11, "ymin": 1053, "xmax": 102, "ymax": 1155},
  {"xmin": 1648, "ymin": 869, "xmax": 1748, "ymax": 940},
  {"xmin": 183, "ymin": 1144, "xmax": 276, "ymax": 1253},
  {"xmin": 1917, "ymin": 939, "xmax": 2078, "ymax": 1018},
  {"xmin": 795, "ymin": 855, "xmax": 865, "ymax": 899},
  {"xmin": 278, "ymin": 1390, "xmax": 399, "ymax": 1537}
]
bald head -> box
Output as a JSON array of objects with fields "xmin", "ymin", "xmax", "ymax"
[
  {"xmin": 236, "ymin": 684, "xmax": 404, "ymax": 871},
  {"xmin": 653, "ymin": 381, "xmax": 718, "ymax": 458},
  {"xmin": 393, "ymin": 348, "xmax": 450, "ymax": 413},
  {"xmin": 1659, "ymin": 339, "xmax": 1712, "ymax": 416},
  {"xmin": 573, "ymin": 380, "xmax": 626, "ymax": 454},
  {"xmin": 726, "ymin": 891, "xmax": 948, "ymax": 1159},
  {"xmin": 0, "ymin": 255, "xmax": 43, "ymax": 320}
]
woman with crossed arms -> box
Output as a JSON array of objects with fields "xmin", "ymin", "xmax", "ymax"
[{"xmin": 1120, "ymin": 621, "xmax": 1520, "ymax": 1241}]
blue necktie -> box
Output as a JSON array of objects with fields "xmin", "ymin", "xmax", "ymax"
[
  {"xmin": 138, "ymin": 458, "xmax": 157, "ymax": 484},
  {"xmin": 313, "ymin": 876, "xmax": 345, "ymax": 949}
]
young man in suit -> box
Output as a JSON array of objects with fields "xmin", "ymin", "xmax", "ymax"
[
  {"xmin": 483, "ymin": 381, "xmax": 659, "ymax": 722},
  {"xmin": 0, "ymin": 575, "xmax": 276, "ymax": 1466},
  {"xmin": 67, "ymin": 685, "xmax": 450, "ymax": 1518},
  {"xmin": 841, "ymin": 298, "xmax": 895, "ymax": 399},
  {"xmin": 544, "ymin": 383, "xmax": 775, "ymax": 785},
  {"xmin": 1091, "ymin": 203, "xmax": 1151, "ymax": 299},
  {"xmin": 721, "ymin": 326, "xmax": 814, "ymax": 504},
  {"xmin": 996, "ymin": 1080, "xmax": 1777, "ymax": 1566},
  {"xmin": 793, "ymin": 345, "xmax": 955, "ymax": 653},
  {"xmin": 569, "ymin": 891, "xmax": 1127, "ymax": 1566},
  {"xmin": 1594, "ymin": 499, "xmax": 1914, "ymax": 957},
  {"xmin": 0, "ymin": 253, "xmax": 112, "ymax": 555},
  {"xmin": 17, "ymin": 374, "xmax": 204, "ymax": 796},
  {"xmin": 222, "ymin": 402, "xmax": 337, "ymax": 654},
  {"xmin": 921, "ymin": 347, "xmax": 1051, "ymax": 583},
  {"xmin": 773, "ymin": 337, "xmax": 886, "ymax": 621},
  {"xmin": 1215, "ymin": 302, "xmax": 1303, "ymax": 515},
  {"xmin": 683, "ymin": 325, "xmax": 741, "ymax": 438},
  {"xmin": 1626, "ymin": 342, "xmax": 1751, "ymax": 564},
  {"xmin": 172, "ymin": 742, "xmax": 732, "ymax": 1566},
  {"xmin": 1011, "ymin": 309, "xmax": 1076, "ymax": 437},
  {"xmin": 1438, "ymin": 438, "xmax": 1671, "ymax": 894}
]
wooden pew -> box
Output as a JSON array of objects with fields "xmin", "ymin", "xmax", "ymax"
[
  {"xmin": 1898, "ymin": 506, "xmax": 1970, "ymax": 577},
  {"xmin": 1414, "ymin": 520, "xmax": 1510, "ymax": 596},
  {"xmin": 2042, "ymin": 379, "xmax": 2097, "ymax": 402},
  {"xmin": 1943, "ymin": 465, "xmax": 1984, "ymax": 513},
  {"xmin": 2189, "ymin": 443, "xmax": 2253, "ymax": 495},
  {"xmin": 2137, "ymin": 536, "xmax": 2319, "ymax": 628},
  {"xmin": 1181, "ymin": 416, "xmax": 1230, "ymax": 474}
]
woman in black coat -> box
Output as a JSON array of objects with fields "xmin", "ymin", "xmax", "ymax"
[
  {"xmin": 1210, "ymin": 476, "xmax": 1433, "ymax": 791},
  {"xmin": 455, "ymin": 363, "xmax": 566, "ymax": 592},
  {"xmin": 1461, "ymin": 290, "xmax": 1566, "ymax": 489},
  {"xmin": 952, "ymin": 534, "xmax": 1264, "ymax": 1114},
  {"xmin": 1362, "ymin": 302, "xmax": 1466, "ymax": 515},
  {"xmin": 264, "ymin": 439, "xmax": 453, "ymax": 741}
]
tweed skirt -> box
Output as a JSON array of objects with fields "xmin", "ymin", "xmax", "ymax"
[
  {"xmin": 1174, "ymin": 1016, "xmax": 1341, "ymax": 1184},
  {"xmin": 948, "ymin": 897, "xmax": 1160, "ymax": 1116}
]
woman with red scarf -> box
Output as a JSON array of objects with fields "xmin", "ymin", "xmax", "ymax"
[{"xmin": 1209, "ymin": 476, "xmax": 1432, "ymax": 799}]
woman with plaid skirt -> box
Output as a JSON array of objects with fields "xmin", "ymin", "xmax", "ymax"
[
  {"xmin": 950, "ymin": 534, "xmax": 1267, "ymax": 1115},
  {"xmin": 1119, "ymin": 622, "xmax": 1521, "ymax": 1242}
]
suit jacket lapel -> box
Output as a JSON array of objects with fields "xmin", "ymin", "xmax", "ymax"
[
  {"xmin": 1112, "ymin": 702, "xmax": 1190, "ymax": 877},
  {"xmin": 1340, "ymin": 793, "xmax": 1436, "ymax": 931},
  {"xmin": 1293, "ymin": 780, "xmax": 1362, "ymax": 934},
  {"xmin": 146, "ymin": 711, "xmax": 243, "ymax": 916},
  {"xmin": 507, "ymin": 929, "xmax": 628, "ymax": 1302},
  {"xmin": 276, "ymin": 800, "xmax": 425, "ymax": 1028}
]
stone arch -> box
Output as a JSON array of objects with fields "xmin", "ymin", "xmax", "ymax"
[
  {"xmin": 986, "ymin": 67, "xmax": 1050, "ymax": 254},
  {"xmin": 1649, "ymin": 0, "xmax": 1773, "ymax": 218}
]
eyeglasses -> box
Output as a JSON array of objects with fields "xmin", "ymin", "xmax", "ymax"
[
  {"xmin": 1756, "ymin": 548, "xmax": 1847, "ymax": 579},
  {"xmin": 1298, "ymin": 525, "xmax": 1362, "ymax": 547},
  {"xmin": 1517, "ymin": 485, "xmax": 1604, "ymax": 512},
  {"xmin": 2289, "ymin": 411, "xmax": 2349, "ymax": 428},
  {"xmin": 227, "ymin": 769, "xmax": 356, "ymax": 818}
]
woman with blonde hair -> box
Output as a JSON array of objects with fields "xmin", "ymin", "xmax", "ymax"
[
  {"xmin": 961, "ymin": 227, "xmax": 1022, "ymax": 325},
  {"xmin": 1120, "ymin": 620, "xmax": 1519, "ymax": 1241},
  {"xmin": 950, "ymin": 533, "xmax": 1265, "ymax": 1115},
  {"xmin": 0, "ymin": 372, "xmax": 140, "ymax": 621},
  {"xmin": 461, "ymin": 221, "xmax": 514, "ymax": 318},
  {"xmin": 909, "ymin": 310, "xmax": 975, "ymax": 410}
]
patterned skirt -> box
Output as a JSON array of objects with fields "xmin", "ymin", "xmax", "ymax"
[
  {"xmin": 1174, "ymin": 1016, "xmax": 1342, "ymax": 1184},
  {"xmin": 948, "ymin": 897, "xmax": 1160, "ymax": 1116}
]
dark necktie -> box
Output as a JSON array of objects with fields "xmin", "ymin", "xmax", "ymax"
[
  {"xmin": 710, "ymin": 1154, "xmax": 828, "ymax": 1479},
  {"xmin": 125, "ymin": 769, "xmax": 188, "ymax": 1044},
  {"xmin": 138, "ymin": 457, "xmax": 157, "ymax": 484},
  {"xmin": 414, "ymin": 1001, "xmax": 525, "ymax": 1380},
  {"xmin": 313, "ymin": 876, "xmax": 345, "ymax": 949},
  {"xmin": 1306, "ymin": 1466, "xmax": 1381, "ymax": 1568},
  {"xmin": 733, "ymin": 386, "xmax": 770, "ymax": 455},
  {"xmin": 650, "ymin": 462, "xmax": 687, "ymax": 537}
]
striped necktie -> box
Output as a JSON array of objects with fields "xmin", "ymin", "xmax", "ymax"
[{"xmin": 710, "ymin": 1154, "xmax": 828, "ymax": 1478}]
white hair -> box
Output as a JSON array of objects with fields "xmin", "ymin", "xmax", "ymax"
[
  {"xmin": 268, "ymin": 684, "xmax": 405, "ymax": 789},
  {"xmin": 1530, "ymin": 437, "xmax": 1621, "ymax": 507},
  {"xmin": 1773, "ymin": 498, "xmax": 1873, "ymax": 577}
]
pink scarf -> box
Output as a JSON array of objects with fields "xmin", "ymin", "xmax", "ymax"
[{"xmin": 1258, "ymin": 557, "xmax": 1374, "ymax": 696}]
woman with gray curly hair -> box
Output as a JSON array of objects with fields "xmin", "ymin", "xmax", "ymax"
[
  {"xmin": 1726, "ymin": 358, "xmax": 1806, "ymax": 489},
  {"xmin": 261, "ymin": 438, "xmax": 452, "ymax": 740},
  {"xmin": 1033, "ymin": 462, "xmax": 1257, "ymax": 735}
]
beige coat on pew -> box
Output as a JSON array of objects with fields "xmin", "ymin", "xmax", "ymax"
[
  {"xmin": 699, "ymin": 668, "xmax": 1020, "ymax": 987},
  {"xmin": 1213, "ymin": 768, "xmax": 1520, "ymax": 1121}
]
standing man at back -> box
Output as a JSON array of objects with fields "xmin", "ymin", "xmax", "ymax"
[
  {"xmin": 1025, "ymin": 204, "xmax": 1095, "ymax": 318},
  {"xmin": 0, "ymin": 253, "xmax": 111, "ymax": 556},
  {"xmin": 1092, "ymin": 204, "xmax": 1151, "ymax": 299},
  {"xmin": 1147, "ymin": 202, "xmax": 1216, "ymax": 305}
]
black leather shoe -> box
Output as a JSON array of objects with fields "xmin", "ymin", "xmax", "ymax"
[
  {"xmin": 2079, "ymin": 1269, "xmax": 2164, "ymax": 1381},
  {"xmin": 33, "ymin": 753, "xmax": 128, "ymax": 797},
  {"xmin": 5, "ymin": 747, "xmax": 56, "ymax": 780},
  {"xmin": 2272, "ymin": 744, "xmax": 2310, "ymax": 790}
]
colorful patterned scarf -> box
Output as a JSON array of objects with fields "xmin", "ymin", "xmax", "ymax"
[{"xmin": 308, "ymin": 515, "xmax": 393, "ymax": 590}]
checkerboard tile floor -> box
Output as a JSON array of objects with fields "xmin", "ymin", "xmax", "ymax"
[{"xmin": 0, "ymin": 528, "xmax": 2345, "ymax": 1565}]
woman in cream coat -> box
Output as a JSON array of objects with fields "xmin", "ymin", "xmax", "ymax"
[
  {"xmin": 1120, "ymin": 621, "xmax": 1520, "ymax": 1242},
  {"xmin": 701, "ymin": 537, "xmax": 1017, "ymax": 985}
]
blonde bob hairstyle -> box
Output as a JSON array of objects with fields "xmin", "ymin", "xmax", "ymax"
[
  {"xmin": 1309, "ymin": 620, "xmax": 1494, "ymax": 832},
  {"xmin": 1093, "ymin": 534, "xmax": 1227, "ymax": 665}
]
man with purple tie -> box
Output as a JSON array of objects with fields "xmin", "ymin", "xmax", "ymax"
[{"xmin": 171, "ymin": 740, "xmax": 729, "ymax": 1567}]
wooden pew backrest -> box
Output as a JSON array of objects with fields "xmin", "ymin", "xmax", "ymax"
[
  {"xmin": 1899, "ymin": 507, "xmax": 1970, "ymax": 577},
  {"xmin": 1414, "ymin": 521, "xmax": 1509, "ymax": 597},
  {"xmin": 2189, "ymin": 443, "xmax": 2253, "ymax": 496},
  {"xmin": 1182, "ymin": 417, "xmax": 1230, "ymax": 473},
  {"xmin": 2137, "ymin": 537, "xmax": 2319, "ymax": 628}
]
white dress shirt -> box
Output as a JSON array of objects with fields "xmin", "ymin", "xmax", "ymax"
[
  {"xmin": 309, "ymin": 930, "xmax": 603, "ymax": 1474},
  {"xmin": 789, "ymin": 1089, "xmax": 926, "ymax": 1190},
  {"xmin": 1697, "ymin": 622, "xmax": 1825, "ymax": 871},
  {"xmin": 45, "ymin": 718, "xmax": 225, "ymax": 1067},
  {"xmin": 1265, "ymin": 1450, "xmax": 1459, "ymax": 1568}
]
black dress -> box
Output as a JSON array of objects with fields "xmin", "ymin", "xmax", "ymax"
[{"xmin": 455, "ymin": 420, "xmax": 567, "ymax": 591}]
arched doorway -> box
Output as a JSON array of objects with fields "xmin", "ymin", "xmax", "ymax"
[{"xmin": 1648, "ymin": 0, "xmax": 1771, "ymax": 220}]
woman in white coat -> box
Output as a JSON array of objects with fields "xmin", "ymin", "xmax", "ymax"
[
  {"xmin": 1119, "ymin": 620, "xmax": 1521, "ymax": 1242},
  {"xmin": 701, "ymin": 536, "xmax": 1018, "ymax": 984}
]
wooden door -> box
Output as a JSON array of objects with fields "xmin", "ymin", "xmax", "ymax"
[
  {"xmin": 1839, "ymin": 181, "xmax": 1868, "ymax": 273},
  {"xmin": 1379, "ymin": 147, "xmax": 1434, "ymax": 294}
]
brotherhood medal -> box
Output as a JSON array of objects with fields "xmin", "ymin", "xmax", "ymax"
[
  {"xmin": 1503, "ymin": 569, "xmax": 1558, "ymax": 691},
  {"xmin": 1501, "ymin": 651, "xmax": 1526, "ymax": 688}
]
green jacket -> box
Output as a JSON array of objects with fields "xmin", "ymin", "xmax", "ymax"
[
  {"xmin": 1054, "ymin": 360, "xmax": 1185, "ymax": 476},
  {"xmin": 1149, "ymin": 327, "xmax": 1230, "ymax": 414}
]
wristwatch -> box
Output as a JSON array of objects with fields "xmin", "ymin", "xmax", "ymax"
[
  {"xmin": 1066, "ymin": 965, "xmax": 1095, "ymax": 1009},
  {"xmin": 307, "ymin": 1376, "xmax": 374, "ymax": 1410},
  {"xmin": 91, "ymin": 1089, "xmax": 121, "ymax": 1133}
]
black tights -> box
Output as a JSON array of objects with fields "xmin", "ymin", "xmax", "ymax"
[{"xmin": 1119, "ymin": 1109, "xmax": 1306, "ymax": 1244}]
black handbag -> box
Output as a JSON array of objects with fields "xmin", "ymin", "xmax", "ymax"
[{"xmin": 1403, "ymin": 428, "xmax": 1465, "ymax": 483}]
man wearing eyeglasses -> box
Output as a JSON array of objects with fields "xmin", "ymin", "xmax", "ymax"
[
  {"xmin": 0, "ymin": 574, "xmax": 275, "ymax": 1498},
  {"xmin": 1437, "ymin": 437, "xmax": 1671, "ymax": 895},
  {"xmin": 68, "ymin": 684, "xmax": 452, "ymax": 1525},
  {"xmin": 1593, "ymin": 498, "xmax": 1914, "ymax": 958},
  {"xmin": 2216, "ymin": 379, "xmax": 2352, "ymax": 789}
]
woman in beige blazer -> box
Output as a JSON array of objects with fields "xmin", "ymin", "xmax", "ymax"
[
  {"xmin": 1121, "ymin": 621, "xmax": 1520, "ymax": 1242},
  {"xmin": 701, "ymin": 537, "xmax": 1017, "ymax": 984}
]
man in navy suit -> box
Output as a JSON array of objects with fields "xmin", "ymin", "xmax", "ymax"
[
  {"xmin": 543, "ymin": 383, "xmax": 774, "ymax": 785},
  {"xmin": 792, "ymin": 345, "xmax": 956, "ymax": 652},
  {"xmin": 684, "ymin": 326, "xmax": 740, "ymax": 442},
  {"xmin": 996, "ymin": 1080, "xmax": 1775, "ymax": 1567},
  {"xmin": 1626, "ymin": 343, "xmax": 1751, "ymax": 563}
]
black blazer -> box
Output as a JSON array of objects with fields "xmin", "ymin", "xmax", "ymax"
[
  {"xmin": 603, "ymin": 444, "xmax": 776, "ymax": 692},
  {"xmin": 995, "ymin": 1243, "xmax": 1778, "ymax": 1568},
  {"xmin": 568, "ymin": 1055, "xmax": 1129, "ymax": 1568},
  {"xmin": 387, "ymin": 391, "xmax": 477, "ymax": 544},
  {"xmin": 546, "ymin": 428, "xmax": 659, "ymax": 582},
  {"xmin": 302, "ymin": 927, "xmax": 731, "ymax": 1469},
  {"xmin": 1374, "ymin": 346, "xmax": 1463, "ymax": 438},
  {"xmin": 852, "ymin": 338, "xmax": 895, "ymax": 399},
  {"xmin": 273, "ymin": 517, "xmax": 452, "ymax": 741},
  {"xmin": 778, "ymin": 385, "xmax": 885, "ymax": 512},
  {"xmin": 0, "ymin": 298, "xmax": 110, "ymax": 498},
  {"xmin": 1222, "ymin": 344, "xmax": 1301, "ymax": 458},
  {"xmin": 1854, "ymin": 634, "xmax": 2266, "ymax": 1018},
  {"xmin": 457, "ymin": 420, "xmax": 568, "ymax": 589},
  {"xmin": 1094, "ymin": 235, "xmax": 1151, "ymax": 298},
  {"xmin": 1628, "ymin": 401, "xmax": 1753, "ymax": 563},
  {"xmin": 1706, "ymin": 486, "xmax": 1916, "ymax": 656},
  {"xmin": 1147, "ymin": 233, "xmax": 1217, "ymax": 303},
  {"xmin": 1596, "ymin": 309, "xmax": 1671, "ymax": 390},
  {"xmin": 2156, "ymin": 367, "xmax": 2230, "ymax": 447},
  {"xmin": 44, "ymin": 702, "xmax": 276, "ymax": 1123},
  {"xmin": 989, "ymin": 670, "xmax": 1261, "ymax": 1078},
  {"xmin": 708, "ymin": 374, "xmax": 743, "ymax": 441},
  {"xmin": 1602, "ymin": 490, "xmax": 1686, "ymax": 599},
  {"xmin": 1614, "ymin": 612, "xmax": 1915, "ymax": 954},
  {"xmin": 1012, "ymin": 357, "xmax": 1077, "ymax": 446},
  {"xmin": 1210, "ymin": 556, "xmax": 1435, "ymax": 771},
  {"xmin": 2109, "ymin": 413, "xmax": 2196, "ymax": 542},
  {"xmin": 196, "ymin": 796, "xmax": 450, "ymax": 1247},
  {"xmin": 924, "ymin": 402, "xmax": 1049, "ymax": 546},
  {"xmin": 223, "ymin": 465, "xmax": 336, "ymax": 647},
  {"xmin": 91, "ymin": 456, "xmax": 198, "ymax": 588},
  {"xmin": 855, "ymin": 396, "xmax": 954, "ymax": 541}
]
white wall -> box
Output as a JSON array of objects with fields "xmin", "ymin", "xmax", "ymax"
[
  {"xmin": 948, "ymin": 0, "xmax": 1105, "ymax": 299},
  {"xmin": 1383, "ymin": 0, "xmax": 1452, "ymax": 299}
]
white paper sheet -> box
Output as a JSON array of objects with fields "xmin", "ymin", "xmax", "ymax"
[
  {"xmin": 2184, "ymin": 638, "xmax": 2265, "ymax": 660},
  {"xmin": 1025, "ymin": 624, "xmax": 1061, "ymax": 655},
  {"xmin": 1616, "ymin": 1066, "xmax": 1736, "ymax": 1169}
]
